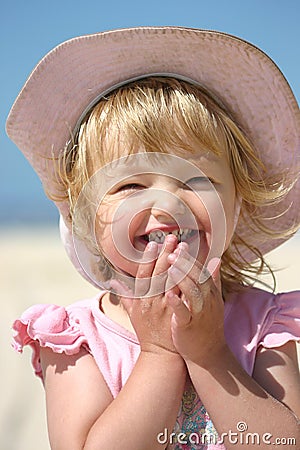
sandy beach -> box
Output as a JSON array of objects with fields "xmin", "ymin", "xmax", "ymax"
[{"xmin": 1, "ymin": 227, "xmax": 299, "ymax": 450}]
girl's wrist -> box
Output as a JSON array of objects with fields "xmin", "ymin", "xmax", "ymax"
[
  {"xmin": 184, "ymin": 341, "xmax": 231, "ymax": 371},
  {"xmin": 140, "ymin": 347, "xmax": 186, "ymax": 367}
]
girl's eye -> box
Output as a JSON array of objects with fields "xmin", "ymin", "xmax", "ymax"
[
  {"xmin": 184, "ymin": 176, "xmax": 212, "ymax": 189},
  {"xmin": 116, "ymin": 183, "xmax": 144, "ymax": 192}
]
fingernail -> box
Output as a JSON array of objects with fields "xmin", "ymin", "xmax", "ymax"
[
  {"xmin": 165, "ymin": 233, "xmax": 178, "ymax": 244},
  {"xmin": 174, "ymin": 242, "xmax": 188, "ymax": 255},
  {"xmin": 167, "ymin": 253, "xmax": 177, "ymax": 263},
  {"xmin": 178, "ymin": 242, "xmax": 189, "ymax": 251},
  {"xmin": 146, "ymin": 241, "xmax": 158, "ymax": 252}
]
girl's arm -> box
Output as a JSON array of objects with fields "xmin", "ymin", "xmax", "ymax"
[
  {"xmin": 253, "ymin": 341, "xmax": 300, "ymax": 419},
  {"xmin": 167, "ymin": 248, "xmax": 300, "ymax": 449},
  {"xmin": 42, "ymin": 235, "xmax": 186, "ymax": 450},
  {"xmin": 41, "ymin": 346, "xmax": 185, "ymax": 450},
  {"xmin": 185, "ymin": 342, "xmax": 300, "ymax": 449}
]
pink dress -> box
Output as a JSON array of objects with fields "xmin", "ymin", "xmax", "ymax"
[{"xmin": 12, "ymin": 286, "xmax": 300, "ymax": 449}]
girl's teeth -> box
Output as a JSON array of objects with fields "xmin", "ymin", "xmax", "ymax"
[
  {"xmin": 147, "ymin": 229, "xmax": 193, "ymax": 243},
  {"xmin": 148, "ymin": 230, "xmax": 165, "ymax": 244}
]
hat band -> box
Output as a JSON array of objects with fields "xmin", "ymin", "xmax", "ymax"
[{"xmin": 70, "ymin": 72, "xmax": 226, "ymax": 145}]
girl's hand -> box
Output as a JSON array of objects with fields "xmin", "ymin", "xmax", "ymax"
[
  {"xmin": 112, "ymin": 234, "xmax": 182, "ymax": 357},
  {"xmin": 167, "ymin": 246, "xmax": 226, "ymax": 367}
]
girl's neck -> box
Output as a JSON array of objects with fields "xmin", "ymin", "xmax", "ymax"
[{"xmin": 100, "ymin": 291, "xmax": 136, "ymax": 334}]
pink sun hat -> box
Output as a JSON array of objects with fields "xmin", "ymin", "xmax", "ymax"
[{"xmin": 6, "ymin": 26, "xmax": 300, "ymax": 274}]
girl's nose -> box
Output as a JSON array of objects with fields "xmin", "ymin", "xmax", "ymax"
[{"xmin": 150, "ymin": 189, "xmax": 186, "ymax": 222}]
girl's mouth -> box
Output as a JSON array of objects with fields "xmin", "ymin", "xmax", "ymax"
[{"xmin": 142, "ymin": 228, "xmax": 198, "ymax": 244}]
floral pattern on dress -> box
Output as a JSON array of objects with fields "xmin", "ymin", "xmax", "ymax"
[{"xmin": 172, "ymin": 379, "xmax": 219, "ymax": 449}]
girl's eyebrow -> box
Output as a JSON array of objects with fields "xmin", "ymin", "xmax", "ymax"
[{"xmin": 188, "ymin": 151, "xmax": 221, "ymax": 163}]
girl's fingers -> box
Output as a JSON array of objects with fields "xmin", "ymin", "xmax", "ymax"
[
  {"xmin": 135, "ymin": 235, "xmax": 178, "ymax": 297},
  {"xmin": 109, "ymin": 278, "xmax": 134, "ymax": 297},
  {"xmin": 168, "ymin": 248, "xmax": 220, "ymax": 287},
  {"xmin": 144, "ymin": 234, "xmax": 178, "ymax": 296},
  {"xmin": 135, "ymin": 242, "xmax": 159, "ymax": 296},
  {"xmin": 168, "ymin": 250, "xmax": 221, "ymax": 313},
  {"xmin": 206, "ymin": 257, "xmax": 222, "ymax": 284},
  {"xmin": 168, "ymin": 265, "xmax": 204, "ymax": 314},
  {"xmin": 166, "ymin": 291, "xmax": 192, "ymax": 327},
  {"xmin": 173, "ymin": 242, "xmax": 189, "ymax": 255},
  {"xmin": 152, "ymin": 234, "xmax": 179, "ymax": 276},
  {"xmin": 165, "ymin": 276, "xmax": 180, "ymax": 295}
]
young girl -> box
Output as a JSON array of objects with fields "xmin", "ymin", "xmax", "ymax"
[{"xmin": 7, "ymin": 27, "xmax": 300, "ymax": 449}]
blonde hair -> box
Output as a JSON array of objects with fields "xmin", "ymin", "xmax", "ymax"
[{"xmin": 52, "ymin": 76, "xmax": 297, "ymax": 292}]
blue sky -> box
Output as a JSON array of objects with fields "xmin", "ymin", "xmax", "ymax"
[{"xmin": 1, "ymin": 0, "xmax": 299, "ymax": 225}]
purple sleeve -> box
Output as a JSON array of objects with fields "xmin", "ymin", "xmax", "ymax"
[{"xmin": 258, "ymin": 291, "xmax": 300, "ymax": 348}]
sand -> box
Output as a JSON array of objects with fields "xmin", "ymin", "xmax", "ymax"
[{"xmin": 1, "ymin": 227, "xmax": 299, "ymax": 450}]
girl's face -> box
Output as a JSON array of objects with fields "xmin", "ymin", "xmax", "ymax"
[{"xmin": 91, "ymin": 144, "xmax": 238, "ymax": 279}]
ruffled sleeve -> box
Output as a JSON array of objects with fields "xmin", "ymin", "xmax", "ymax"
[
  {"xmin": 12, "ymin": 304, "xmax": 89, "ymax": 380},
  {"xmin": 259, "ymin": 291, "xmax": 300, "ymax": 348}
]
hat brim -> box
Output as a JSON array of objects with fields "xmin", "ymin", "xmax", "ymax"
[{"xmin": 6, "ymin": 26, "xmax": 300, "ymax": 262}]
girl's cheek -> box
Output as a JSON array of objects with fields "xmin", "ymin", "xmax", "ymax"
[{"xmin": 193, "ymin": 195, "xmax": 228, "ymax": 259}]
